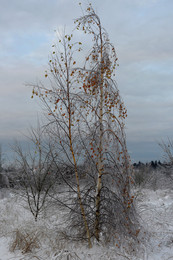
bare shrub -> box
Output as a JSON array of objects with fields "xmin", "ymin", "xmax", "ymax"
[
  {"xmin": 133, "ymin": 165, "xmax": 153, "ymax": 188},
  {"xmin": 159, "ymin": 139, "xmax": 173, "ymax": 183},
  {"xmin": 159, "ymin": 139, "xmax": 173, "ymax": 164},
  {"xmin": 10, "ymin": 229, "xmax": 40, "ymax": 254}
]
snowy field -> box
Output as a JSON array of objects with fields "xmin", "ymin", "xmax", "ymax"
[{"xmin": 0, "ymin": 186, "xmax": 173, "ymax": 260}]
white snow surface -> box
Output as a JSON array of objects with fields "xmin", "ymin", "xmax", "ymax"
[{"xmin": 0, "ymin": 187, "xmax": 173, "ymax": 260}]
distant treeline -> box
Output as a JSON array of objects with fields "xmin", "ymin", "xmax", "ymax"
[{"xmin": 133, "ymin": 160, "xmax": 170, "ymax": 169}]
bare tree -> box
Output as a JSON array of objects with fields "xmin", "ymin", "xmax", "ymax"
[
  {"xmin": 73, "ymin": 4, "xmax": 139, "ymax": 242},
  {"xmin": 30, "ymin": 3, "xmax": 139, "ymax": 246},
  {"xmin": 14, "ymin": 126, "xmax": 59, "ymax": 221},
  {"xmin": 31, "ymin": 30, "xmax": 92, "ymax": 246},
  {"xmin": 0, "ymin": 144, "xmax": 3, "ymax": 172}
]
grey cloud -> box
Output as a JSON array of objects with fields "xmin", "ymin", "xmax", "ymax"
[
  {"xmin": 0, "ymin": 0, "xmax": 173, "ymax": 162},
  {"xmin": 0, "ymin": 0, "xmax": 75, "ymax": 32}
]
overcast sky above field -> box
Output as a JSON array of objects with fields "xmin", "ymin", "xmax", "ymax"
[{"xmin": 0, "ymin": 0, "xmax": 173, "ymax": 162}]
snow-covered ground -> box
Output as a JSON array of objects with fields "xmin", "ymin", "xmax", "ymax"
[{"xmin": 0, "ymin": 187, "xmax": 173, "ymax": 260}]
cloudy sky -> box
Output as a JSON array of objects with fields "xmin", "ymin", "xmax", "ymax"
[{"xmin": 0, "ymin": 0, "xmax": 173, "ymax": 162}]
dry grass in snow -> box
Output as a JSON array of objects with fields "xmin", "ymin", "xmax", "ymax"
[{"xmin": 0, "ymin": 186, "xmax": 173, "ymax": 260}]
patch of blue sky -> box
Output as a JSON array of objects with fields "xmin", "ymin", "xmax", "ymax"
[
  {"xmin": 1, "ymin": 32, "xmax": 50, "ymax": 60},
  {"xmin": 141, "ymin": 61, "xmax": 173, "ymax": 74}
]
